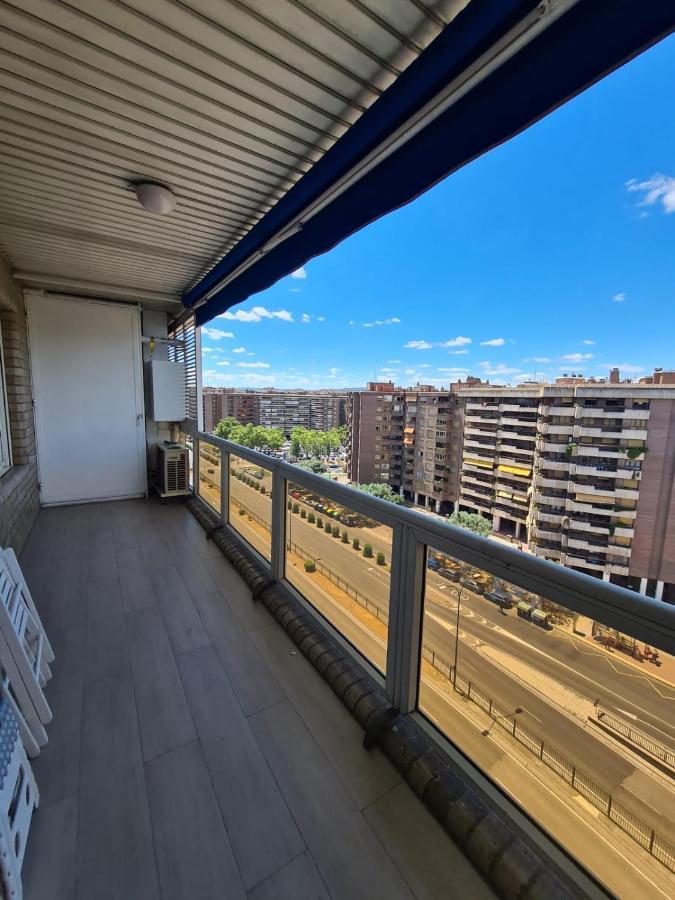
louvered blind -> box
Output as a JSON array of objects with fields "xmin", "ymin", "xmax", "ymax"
[{"xmin": 168, "ymin": 315, "xmax": 201, "ymax": 431}]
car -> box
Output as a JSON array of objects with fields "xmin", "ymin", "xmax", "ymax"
[
  {"xmin": 460, "ymin": 578, "xmax": 484, "ymax": 594},
  {"xmin": 438, "ymin": 568, "xmax": 459, "ymax": 582},
  {"xmin": 484, "ymin": 591, "xmax": 513, "ymax": 609},
  {"xmin": 426, "ymin": 557, "xmax": 441, "ymax": 571}
]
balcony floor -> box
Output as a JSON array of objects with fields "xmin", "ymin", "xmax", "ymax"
[{"xmin": 19, "ymin": 499, "xmax": 492, "ymax": 900}]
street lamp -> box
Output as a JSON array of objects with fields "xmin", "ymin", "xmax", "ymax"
[{"xmin": 452, "ymin": 584, "xmax": 465, "ymax": 689}]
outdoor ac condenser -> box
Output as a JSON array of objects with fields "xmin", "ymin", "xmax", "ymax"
[{"xmin": 156, "ymin": 442, "xmax": 190, "ymax": 498}]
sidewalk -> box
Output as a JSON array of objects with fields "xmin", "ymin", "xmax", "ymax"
[{"xmin": 559, "ymin": 615, "xmax": 675, "ymax": 688}]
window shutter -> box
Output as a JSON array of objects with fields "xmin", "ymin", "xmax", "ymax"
[{"xmin": 168, "ymin": 314, "xmax": 202, "ymax": 432}]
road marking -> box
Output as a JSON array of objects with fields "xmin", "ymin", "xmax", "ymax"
[
  {"xmin": 614, "ymin": 707, "xmax": 638, "ymax": 721},
  {"xmin": 423, "ymin": 679, "xmax": 673, "ymax": 899},
  {"xmin": 621, "ymin": 784, "xmax": 663, "ymax": 816},
  {"xmin": 520, "ymin": 706, "xmax": 542, "ymax": 723}
]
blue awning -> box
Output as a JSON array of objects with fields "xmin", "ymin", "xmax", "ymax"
[{"xmin": 186, "ymin": 0, "xmax": 675, "ymax": 325}]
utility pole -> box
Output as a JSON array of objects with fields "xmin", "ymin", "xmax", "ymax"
[{"xmin": 452, "ymin": 585, "xmax": 464, "ymax": 689}]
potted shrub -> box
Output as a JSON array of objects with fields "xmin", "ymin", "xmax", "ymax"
[
  {"xmin": 324, "ymin": 521, "xmax": 332, "ymax": 533},
  {"xmin": 238, "ymin": 507, "xmax": 246, "ymax": 516},
  {"xmin": 300, "ymin": 509, "xmax": 307, "ymax": 519},
  {"xmin": 304, "ymin": 559, "xmax": 316, "ymax": 573},
  {"xmin": 317, "ymin": 517, "xmax": 324, "ymax": 528},
  {"xmin": 332, "ymin": 526, "xmax": 340, "ymax": 538},
  {"xmin": 308, "ymin": 512, "xmax": 316, "ymax": 524},
  {"xmin": 287, "ymin": 499, "xmax": 292, "ymax": 511},
  {"xmin": 260, "ymin": 485, "xmax": 266, "ymax": 495},
  {"xmin": 292, "ymin": 502, "xmax": 300, "ymax": 514},
  {"xmin": 341, "ymin": 531, "xmax": 349, "ymax": 543},
  {"xmin": 376, "ymin": 551, "xmax": 386, "ymax": 566},
  {"xmin": 352, "ymin": 537, "xmax": 360, "ymax": 550},
  {"xmin": 363, "ymin": 544, "xmax": 373, "ymax": 558}
]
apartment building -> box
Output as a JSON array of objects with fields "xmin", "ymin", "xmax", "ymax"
[
  {"xmin": 203, "ymin": 388, "xmax": 346, "ymax": 434},
  {"xmin": 457, "ymin": 379, "xmax": 675, "ymax": 602},
  {"xmin": 347, "ymin": 384, "xmax": 463, "ymax": 513},
  {"xmin": 459, "ymin": 388, "xmax": 539, "ymax": 539}
]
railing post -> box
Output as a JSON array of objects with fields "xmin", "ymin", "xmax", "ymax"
[
  {"xmin": 386, "ymin": 523, "xmax": 424, "ymax": 713},
  {"xmin": 270, "ymin": 469, "xmax": 286, "ymax": 581},
  {"xmin": 220, "ymin": 448, "xmax": 229, "ymax": 524},
  {"xmin": 193, "ymin": 438, "xmax": 200, "ymax": 494}
]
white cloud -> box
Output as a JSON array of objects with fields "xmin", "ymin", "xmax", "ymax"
[
  {"xmin": 327, "ymin": 367, "xmax": 340, "ymax": 379},
  {"xmin": 291, "ymin": 266, "xmax": 307, "ymax": 279},
  {"xmin": 598, "ymin": 363, "xmax": 644, "ymax": 374},
  {"xmin": 237, "ymin": 361, "xmax": 270, "ymax": 369},
  {"xmin": 201, "ymin": 327, "xmax": 234, "ymax": 340},
  {"xmin": 626, "ymin": 174, "xmax": 675, "ymax": 214},
  {"xmin": 289, "ymin": 287, "xmax": 301, "ymax": 293},
  {"xmin": 611, "ymin": 293, "xmax": 626, "ymax": 303},
  {"xmin": 438, "ymin": 336, "xmax": 471, "ymax": 348},
  {"xmin": 388, "ymin": 359, "xmax": 400, "ymax": 364},
  {"xmin": 448, "ymin": 349, "xmax": 469, "ymax": 355},
  {"xmin": 232, "ymin": 346, "xmax": 246, "ymax": 354},
  {"xmin": 219, "ymin": 305, "xmax": 293, "ymax": 322},
  {"xmin": 561, "ymin": 352, "xmax": 594, "ymax": 362},
  {"xmin": 202, "ymin": 347, "xmax": 215, "ymax": 354},
  {"xmin": 317, "ymin": 316, "xmax": 325, "ymax": 322},
  {"xmin": 363, "ymin": 317, "xmax": 401, "ymax": 328},
  {"xmin": 301, "ymin": 313, "xmax": 311, "ymax": 323},
  {"xmin": 418, "ymin": 364, "xmax": 431, "ymax": 369},
  {"xmin": 348, "ymin": 320, "xmax": 355, "ymax": 326},
  {"xmin": 529, "ymin": 356, "xmax": 551, "ymax": 363},
  {"xmin": 301, "ymin": 313, "xmax": 326, "ymax": 324},
  {"xmin": 405, "ymin": 340, "xmax": 433, "ymax": 350},
  {"xmin": 478, "ymin": 362, "xmax": 525, "ymax": 377},
  {"xmin": 438, "ymin": 367, "xmax": 469, "ymax": 374},
  {"xmin": 216, "ymin": 361, "xmax": 230, "ymax": 367},
  {"xmin": 480, "ymin": 338, "xmax": 505, "ymax": 346},
  {"xmin": 582, "ymin": 339, "xmax": 595, "ymax": 345}
]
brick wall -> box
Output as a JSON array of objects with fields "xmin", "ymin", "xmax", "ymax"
[{"xmin": 0, "ymin": 273, "xmax": 39, "ymax": 553}]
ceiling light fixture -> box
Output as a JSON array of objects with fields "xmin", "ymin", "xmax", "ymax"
[{"xmin": 134, "ymin": 182, "xmax": 176, "ymax": 215}]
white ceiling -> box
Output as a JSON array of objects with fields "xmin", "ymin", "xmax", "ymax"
[{"xmin": 0, "ymin": 0, "xmax": 467, "ymax": 305}]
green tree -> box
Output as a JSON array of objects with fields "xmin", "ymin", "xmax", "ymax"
[
  {"xmin": 355, "ymin": 483, "xmax": 403, "ymax": 504},
  {"xmin": 213, "ymin": 416, "xmax": 240, "ymax": 439},
  {"xmin": 446, "ymin": 511, "xmax": 491, "ymax": 537},
  {"xmin": 296, "ymin": 457, "xmax": 327, "ymax": 474},
  {"xmin": 363, "ymin": 544, "xmax": 373, "ymax": 558},
  {"xmin": 376, "ymin": 551, "xmax": 386, "ymax": 566}
]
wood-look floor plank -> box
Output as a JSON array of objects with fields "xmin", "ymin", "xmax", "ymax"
[
  {"xmin": 126, "ymin": 606, "xmax": 196, "ymax": 761},
  {"xmin": 146, "ymin": 741, "xmax": 246, "ymax": 900},
  {"xmin": 177, "ymin": 646, "xmax": 304, "ymax": 889},
  {"xmin": 117, "ymin": 547, "xmax": 157, "ymax": 614},
  {"xmin": 24, "ymin": 795, "xmax": 78, "ymax": 900},
  {"xmin": 85, "ymin": 580, "xmax": 129, "ymax": 684},
  {"xmin": 250, "ymin": 701, "xmax": 413, "ymax": 900},
  {"xmin": 247, "ymin": 852, "xmax": 330, "ymax": 900},
  {"xmin": 364, "ymin": 782, "xmax": 495, "ymax": 900},
  {"xmin": 78, "ymin": 674, "xmax": 160, "ymax": 900},
  {"xmin": 151, "ymin": 566, "xmax": 210, "ymax": 656},
  {"xmin": 32, "ymin": 619, "xmax": 85, "ymax": 806},
  {"xmin": 191, "ymin": 591, "xmax": 285, "ymax": 715},
  {"xmin": 250, "ymin": 623, "xmax": 400, "ymax": 809}
]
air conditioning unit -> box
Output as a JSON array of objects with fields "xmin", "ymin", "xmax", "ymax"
[{"xmin": 157, "ymin": 442, "xmax": 190, "ymax": 498}]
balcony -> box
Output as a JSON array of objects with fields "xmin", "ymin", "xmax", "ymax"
[
  {"xmin": 576, "ymin": 426, "xmax": 648, "ymax": 441},
  {"xmin": 534, "ymin": 475, "xmax": 569, "ymax": 490},
  {"xmin": 538, "ymin": 405, "xmax": 576, "ymax": 417},
  {"xmin": 538, "ymin": 423, "xmax": 575, "ymax": 435},
  {"xmin": 19, "ymin": 498, "xmax": 490, "ymax": 900},
  {"xmin": 0, "ymin": 5, "xmax": 674, "ymax": 898}
]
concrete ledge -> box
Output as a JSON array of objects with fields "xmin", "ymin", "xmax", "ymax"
[{"xmin": 186, "ymin": 495, "xmax": 581, "ymax": 899}]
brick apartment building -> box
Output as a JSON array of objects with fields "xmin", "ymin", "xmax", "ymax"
[
  {"xmin": 203, "ymin": 387, "xmax": 347, "ymax": 435},
  {"xmin": 348, "ymin": 373, "xmax": 675, "ymax": 602}
]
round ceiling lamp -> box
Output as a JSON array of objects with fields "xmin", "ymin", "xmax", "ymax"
[{"xmin": 135, "ymin": 182, "xmax": 176, "ymax": 215}]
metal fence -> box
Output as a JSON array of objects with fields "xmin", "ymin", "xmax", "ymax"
[
  {"xmin": 596, "ymin": 707, "xmax": 675, "ymax": 770},
  {"xmin": 420, "ymin": 647, "xmax": 675, "ymax": 873}
]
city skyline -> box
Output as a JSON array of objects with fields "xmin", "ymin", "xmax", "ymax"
[{"xmin": 201, "ymin": 32, "xmax": 675, "ymax": 391}]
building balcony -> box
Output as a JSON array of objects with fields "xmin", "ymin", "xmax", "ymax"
[
  {"xmin": 565, "ymin": 519, "xmax": 611, "ymax": 535},
  {"xmin": 538, "ymin": 422, "xmax": 575, "ymax": 435},
  {"xmin": 576, "ymin": 426, "xmax": 648, "ymax": 440},
  {"xmin": 575, "ymin": 445, "xmax": 635, "ymax": 460},
  {"xmin": 500, "ymin": 416, "xmax": 538, "ymax": 428},
  {"xmin": 538, "ymin": 404, "xmax": 576, "ymax": 417},
  {"xmin": 500, "ymin": 403, "xmax": 538, "ymax": 413},
  {"xmin": 534, "ymin": 475, "xmax": 569, "ymax": 490},
  {"xmin": 461, "ymin": 485, "xmax": 494, "ymax": 502},
  {"xmin": 567, "ymin": 536, "xmax": 610, "ymax": 553},
  {"xmin": 530, "ymin": 525, "xmax": 561, "ymax": 541},
  {"xmin": 577, "ymin": 407, "xmax": 650, "ymax": 420},
  {"xmin": 464, "ymin": 414, "xmax": 499, "ymax": 424},
  {"xmin": 462, "ymin": 472, "xmax": 494, "ymax": 489},
  {"xmin": 498, "ymin": 443, "xmax": 535, "ymax": 458},
  {"xmin": 464, "ymin": 425, "xmax": 499, "ymax": 438},
  {"xmin": 538, "ymin": 441, "xmax": 570, "ymax": 454},
  {"xmin": 536, "ymin": 511, "xmax": 564, "ymax": 525},
  {"xmin": 537, "ymin": 459, "xmax": 571, "ymax": 472},
  {"xmin": 463, "ymin": 438, "xmax": 497, "ymax": 451}
]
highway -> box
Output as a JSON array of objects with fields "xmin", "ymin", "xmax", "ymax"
[{"xmin": 200, "ymin": 464, "xmax": 675, "ymax": 846}]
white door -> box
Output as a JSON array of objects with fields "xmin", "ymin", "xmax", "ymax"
[{"xmin": 27, "ymin": 295, "xmax": 146, "ymax": 505}]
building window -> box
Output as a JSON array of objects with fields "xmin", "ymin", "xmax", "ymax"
[{"xmin": 0, "ymin": 326, "xmax": 11, "ymax": 477}]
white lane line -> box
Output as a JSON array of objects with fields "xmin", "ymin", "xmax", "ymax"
[
  {"xmin": 521, "ymin": 706, "xmax": 542, "ymax": 723},
  {"xmin": 621, "ymin": 784, "xmax": 664, "ymax": 816},
  {"xmin": 423, "ymin": 680, "xmax": 673, "ymax": 900}
]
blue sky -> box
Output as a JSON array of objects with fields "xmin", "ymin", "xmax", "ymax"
[{"xmin": 201, "ymin": 34, "xmax": 675, "ymax": 390}]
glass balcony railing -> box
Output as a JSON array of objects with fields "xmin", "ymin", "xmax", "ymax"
[{"xmin": 194, "ymin": 430, "xmax": 675, "ymax": 898}]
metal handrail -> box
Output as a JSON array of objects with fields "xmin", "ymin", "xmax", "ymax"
[{"xmin": 195, "ymin": 430, "xmax": 675, "ymax": 657}]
